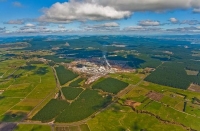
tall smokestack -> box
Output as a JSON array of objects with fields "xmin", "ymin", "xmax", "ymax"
[{"xmin": 102, "ymin": 45, "xmax": 111, "ymax": 68}]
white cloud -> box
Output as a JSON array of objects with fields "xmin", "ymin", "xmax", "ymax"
[
  {"xmin": 38, "ymin": 0, "xmax": 200, "ymax": 23},
  {"xmin": 12, "ymin": 1, "xmax": 23, "ymax": 7},
  {"xmin": 39, "ymin": 2, "xmax": 131, "ymax": 23},
  {"xmin": 25, "ymin": 23, "xmax": 35, "ymax": 27},
  {"xmin": 170, "ymin": 18, "xmax": 178, "ymax": 23},
  {"xmin": 166, "ymin": 26, "xmax": 200, "ymax": 33},
  {"xmin": 37, "ymin": 22, "xmax": 49, "ymax": 26},
  {"xmin": 58, "ymin": 25, "xmax": 65, "ymax": 28},
  {"xmin": 82, "ymin": 0, "xmax": 200, "ymax": 11},
  {"xmin": 0, "ymin": 27, "xmax": 6, "ymax": 33},
  {"xmin": 103, "ymin": 22, "xmax": 119, "ymax": 27},
  {"xmin": 138, "ymin": 20, "xmax": 160, "ymax": 26},
  {"xmin": 169, "ymin": 18, "xmax": 200, "ymax": 25},
  {"xmin": 191, "ymin": 0, "xmax": 200, "ymax": 7},
  {"xmin": 13, "ymin": 26, "xmax": 70, "ymax": 34},
  {"xmin": 7, "ymin": 23, "xmax": 72, "ymax": 34},
  {"xmin": 4, "ymin": 20, "xmax": 24, "ymax": 25},
  {"xmin": 181, "ymin": 20, "xmax": 200, "ymax": 25},
  {"xmin": 123, "ymin": 26, "xmax": 145, "ymax": 31},
  {"xmin": 123, "ymin": 26, "xmax": 162, "ymax": 32},
  {"xmin": 81, "ymin": 22, "xmax": 120, "ymax": 32},
  {"xmin": 17, "ymin": 27, "xmax": 51, "ymax": 33},
  {"xmin": 193, "ymin": 8, "xmax": 200, "ymax": 13}
]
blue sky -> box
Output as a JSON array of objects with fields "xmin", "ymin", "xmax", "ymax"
[{"xmin": 0, "ymin": 0, "xmax": 200, "ymax": 35}]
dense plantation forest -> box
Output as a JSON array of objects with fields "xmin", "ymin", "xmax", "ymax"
[
  {"xmin": 184, "ymin": 60, "xmax": 200, "ymax": 71},
  {"xmin": 92, "ymin": 78, "xmax": 129, "ymax": 94},
  {"xmin": 1, "ymin": 35, "xmax": 200, "ymax": 131},
  {"xmin": 69, "ymin": 78, "xmax": 84, "ymax": 87},
  {"xmin": 32, "ymin": 89, "xmax": 112, "ymax": 123},
  {"xmin": 145, "ymin": 62, "xmax": 200, "ymax": 89},
  {"xmin": 55, "ymin": 65, "xmax": 78, "ymax": 85},
  {"xmin": 62, "ymin": 87, "xmax": 83, "ymax": 100},
  {"xmin": 55, "ymin": 89, "xmax": 112, "ymax": 123},
  {"xmin": 44, "ymin": 55, "xmax": 72, "ymax": 63},
  {"xmin": 32, "ymin": 99, "xmax": 69, "ymax": 122}
]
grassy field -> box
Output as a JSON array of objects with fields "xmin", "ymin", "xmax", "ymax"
[
  {"xmin": 160, "ymin": 91, "xmax": 185, "ymax": 111},
  {"xmin": 54, "ymin": 124, "xmax": 90, "ymax": 131},
  {"xmin": 119, "ymin": 81, "xmax": 200, "ymax": 130},
  {"xmin": 69, "ymin": 126, "xmax": 79, "ymax": 131},
  {"xmin": 80, "ymin": 124, "xmax": 90, "ymax": 131},
  {"xmin": 0, "ymin": 80, "xmax": 14, "ymax": 89},
  {"xmin": 109, "ymin": 72, "xmax": 145, "ymax": 85},
  {"xmin": 55, "ymin": 65, "xmax": 78, "ymax": 85},
  {"xmin": 0, "ymin": 111, "xmax": 26, "ymax": 122},
  {"xmin": 26, "ymin": 66, "xmax": 56, "ymax": 99},
  {"xmin": 3, "ymin": 84, "xmax": 34, "ymax": 97},
  {"xmin": 62, "ymin": 87, "xmax": 83, "ymax": 100},
  {"xmin": 87, "ymin": 103, "xmax": 186, "ymax": 131},
  {"xmin": 185, "ymin": 70, "xmax": 199, "ymax": 75},
  {"xmin": 1, "ymin": 50, "xmax": 199, "ymax": 131},
  {"xmin": 0, "ymin": 97, "xmax": 21, "ymax": 116},
  {"xmin": 7, "ymin": 83, "xmax": 30, "ymax": 90},
  {"xmin": 44, "ymin": 55, "xmax": 72, "ymax": 63},
  {"xmin": 14, "ymin": 124, "xmax": 51, "ymax": 131},
  {"xmin": 12, "ymin": 99, "xmax": 42, "ymax": 112},
  {"xmin": 0, "ymin": 59, "xmax": 26, "ymax": 79},
  {"xmin": 185, "ymin": 102, "xmax": 200, "ymax": 116},
  {"xmin": 140, "ymin": 81, "xmax": 200, "ymax": 100},
  {"xmin": 142, "ymin": 100, "xmax": 200, "ymax": 130},
  {"xmin": 0, "ymin": 59, "xmax": 57, "ymax": 122},
  {"xmin": 92, "ymin": 78, "xmax": 129, "ymax": 94},
  {"xmin": 122, "ymin": 86, "xmax": 149, "ymax": 102}
]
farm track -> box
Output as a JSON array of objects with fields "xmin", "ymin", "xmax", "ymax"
[
  {"xmin": 69, "ymin": 89, "xmax": 85, "ymax": 104},
  {"xmin": 27, "ymin": 88, "xmax": 57, "ymax": 119},
  {"xmin": 49, "ymin": 61, "xmax": 199, "ymax": 130},
  {"xmin": 61, "ymin": 76, "xmax": 81, "ymax": 88},
  {"xmin": 0, "ymin": 70, "xmax": 8, "ymax": 78},
  {"xmin": 3, "ymin": 62, "xmax": 197, "ymax": 131},
  {"xmin": 18, "ymin": 76, "xmax": 149, "ymax": 128},
  {"xmin": 1, "ymin": 67, "xmax": 149, "ymax": 130},
  {"xmin": 52, "ymin": 67, "xmax": 66, "ymax": 100},
  {"xmin": 155, "ymin": 99, "xmax": 200, "ymax": 119},
  {"xmin": 27, "ymin": 67, "xmax": 58, "ymax": 118},
  {"xmin": 0, "ymin": 83, "xmax": 39, "ymax": 117},
  {"xmin": 4, "ymin": 67, "xmax": 19, "ymax": 79}
]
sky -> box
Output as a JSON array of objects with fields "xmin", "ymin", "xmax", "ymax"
[{"xmin": 0, "ymin": 0, "xmax": 200, "ymax": 36}]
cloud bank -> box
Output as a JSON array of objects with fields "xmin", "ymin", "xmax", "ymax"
[
  {"xmin": 39, "ymin": 2, "xmax": 131, "ymax": 23},
  {"xmin": 81, "ymin": 22, "xmax": 120, "ymax": 32},
  {"xmin": 0, "ymin": 27, "xmax": 6, "ymax": 33},
  {"xmin": 138, "ymin": 20, "xmax": 160, "ymax": 26},
  {"xmin": 193, "ymin": 8, "xmax": 200, "ymax": 13},
  {"xmin": 39, "ymin": 0, "xmax": 200, "ymax": 23},
  {"xmin": 4, "ymin": 20, "xmax": 24, "ymax": 25}
]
